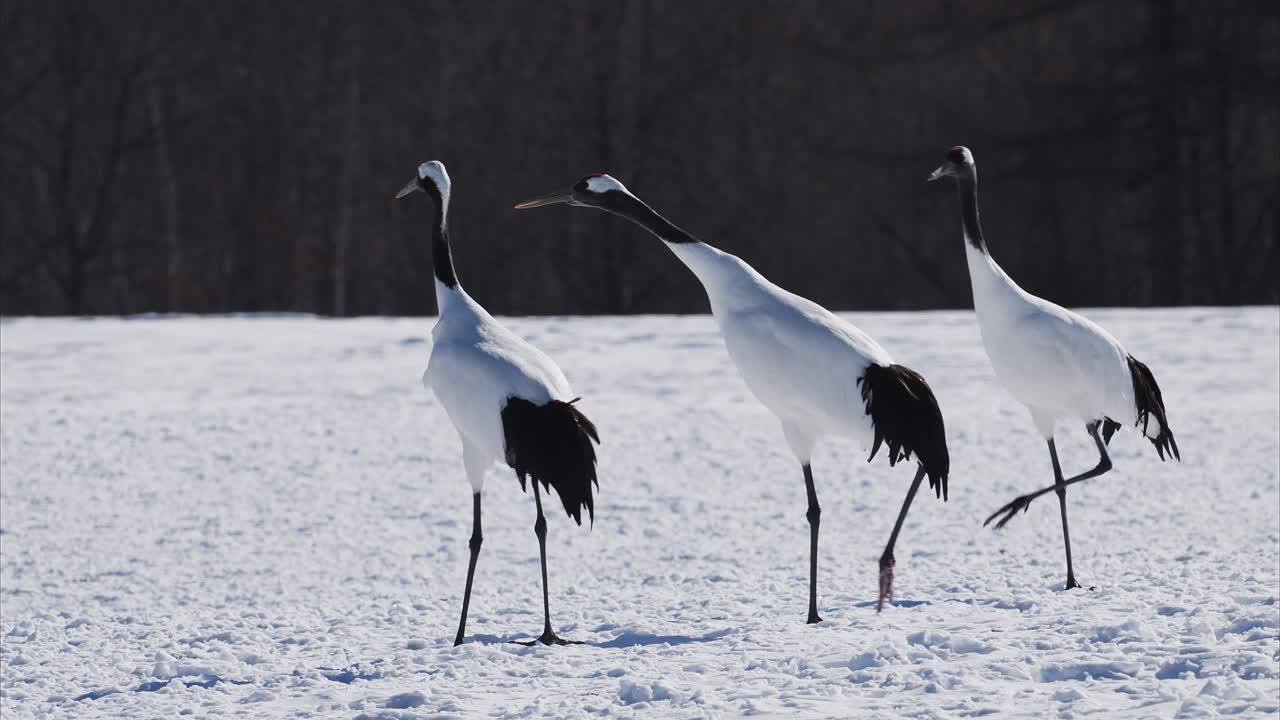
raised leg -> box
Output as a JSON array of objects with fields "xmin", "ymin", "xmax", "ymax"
[
  {"xmin": 984, "ymin": 422, "xmax": 1113, "ymax": 530},
  {"xmin": 985, "ymin": 423, "xmax": 1113, "ymax": 590},
  {"xmin": 803, "ymin": 463, "xmax": 823, "ymax": 624},
  {"xmin": 878, "ymin": 465, "xmax": 926, "ymax": 612},
  {"xmin": 453, "ymin": 492, "xmax": 483, "ymax": 646},
  {"xmin": 1047, "ymin": 438, "xmax": 1082, "ymax": 590}
]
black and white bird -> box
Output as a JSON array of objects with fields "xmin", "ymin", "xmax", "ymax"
[
  {"xmin": 928, "ymin": 146, "xmax": 1180, "ymax": 590},
  {"xmin": 516, "ymin": 174, "xmax": 949, "ymax": 618},
  {"xmin": 397, "ymin": 161, "xmax": 600, "ymax": 646}
]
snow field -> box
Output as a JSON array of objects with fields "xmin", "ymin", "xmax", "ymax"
[{"xmin": 1, "ymin": 307, "xmax": 1277, "ymax": 717}]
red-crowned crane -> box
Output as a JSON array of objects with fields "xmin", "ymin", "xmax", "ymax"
[
  {"xmin": 928, "ymin": 146, "xmax": 1179, "ymax": 590},
  {"xmin": 397, "ymin": 161, "xmax": 600, "ymax": 645},
  {"xmin": 516, "ymin": 174, "xmax": 949, "ymax": 618}
]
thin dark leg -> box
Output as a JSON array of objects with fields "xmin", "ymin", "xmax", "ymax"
[
  {"xmin": 530, "ymin": 482, "xmax": 566, "ymax": 645},
  {"xmin": 1047, "ymin": 438, "xmax": 1082, "ymax": 590},
  {"xmin": 878, "ymin": 466, "xmax": 926, "ymax": 612},
  {"xmin": 453, "ymin": 492, "xmax": 483, "ymax": 646},
  {"xmin": 984, "ymin": 423, "xmax": 1113, "ymax": 530},
  {"xmin": 803, "ymin": 464, "xmax": 822, "ymax": 624}
]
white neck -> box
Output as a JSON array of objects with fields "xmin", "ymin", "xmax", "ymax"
[
  {"xmin": 435, "ymin": 272, "xmax": 492, "ymax": 321},
  {"xmin": 664, "ymin": 241, "xmax": 769, "ymax": 313},
  {"xmin": 435, "ymin": 278, "xmax": 463, "ymax": 316},
  {"xmin": 600, "ymin": 191, "xmax": 768, "ymax": 313},
  {"xmin": 965, "ymin": 240, "xmax": 1028, "ymax": 322}
]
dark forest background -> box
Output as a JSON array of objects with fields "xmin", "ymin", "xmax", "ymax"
[{"xmin": 1, "ymin": 0, "xmax": 1277, "ymax": 317}]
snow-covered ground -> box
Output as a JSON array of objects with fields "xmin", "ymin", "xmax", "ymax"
[{"xmin": 1, "ymin": 307, "xmax": 1277, "ymax": 719}]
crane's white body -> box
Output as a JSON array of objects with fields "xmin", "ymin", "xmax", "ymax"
[
  {"xmin": 964, "ymin": 241, "xmax": 1155, "ymax": 440},
  {"xmin": 415, "ymin": 161, "xmax": 576, "ymax": 493},
  {"xmin": 426, "ymin": 281, "xmax": 574, "ymax": 491},
  {"xmin": 665, "ymin": 241, "xmax": 893, "ymax": 462},
  {"xmin": 513, "ymin": 172, "xmax": 947, "ymax": 616},
  {"xmin": 411, "ymin": 161, "xmax": 599, "ymax": 646}
]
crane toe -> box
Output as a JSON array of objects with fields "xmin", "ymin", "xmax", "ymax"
[
  {"xmin": 985, "ymin": 494, "xmax": 1034, "ymax": 529},
  {"xmin": 515, "ymin": 631, "xmax": 579, "ymax": 647}
]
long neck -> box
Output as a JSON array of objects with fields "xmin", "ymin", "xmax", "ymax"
[
  {"xmin": 428, "ymin": 186, "xmax": 460, "ymax": 307},
  {"xmin": 957, "ymin": 175, "xmax": 987, "ymax": 254},
  {"xmin": 602, "ymin": 192, "xmax": 762, "ymax": 310},
  {"xmin": 606, "ymin": 193, "xmax": 699, "ymax": 246},
  {"xmin": 956, "ymin": 174, "xmax": 1026, "ymax": 320}
]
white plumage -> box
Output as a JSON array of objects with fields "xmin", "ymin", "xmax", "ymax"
[
  {"xmin": 663, "ymin": 241, "xmax": 893, "ymax": 456},
  {"xmin": 398, "ymin": 160, "xmax": 599, "ymax": 647},
  {"xmin": 426, "ymin": 293, "xmax": 573, "ymax": 491},
  {"xmin": 930, "ymin": 146, "xmax": 1179, "ymax": 589},
  {"xmin": 517, "ymin": 173, "xmax": 949, "ymax": 619},
  {"xmin": 964, "ymin": 244, "xmax": 1140, "ymax": 438}
]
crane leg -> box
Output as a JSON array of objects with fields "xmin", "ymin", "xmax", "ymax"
[
  {"xmin": 984, "ymin": 423, "xmax": 1112, "ymax": 590},
  {"xmin": 519, "ymin": 481, "xmax": 570, "ymax": 646},
  {"xmin": 984, "ymin": 423, "xmax": 1113, "ymax": 529},
  {"xmin": 453, "ymin": 492, "xmax": 483, "ymax": 646},
  {"xmin": 803, "ymin": 464, "xmax": 823, "ymax": 624},
  {"xmin": 878, "ymin": 465, "xmax": 926, "ymax": 612},
  {"xmin": 1047, "ymin": 437, "xmax": 1083, "ymax": 590}
]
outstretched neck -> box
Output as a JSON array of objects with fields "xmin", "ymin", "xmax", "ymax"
[
  {"xmin": 429, "ymin": 188, "xmax": 461, "ymax": 308},
  {"xmin": 606, "ymin": 193, "xmax": 700, "ymax": 246},
  {"xmin": 602, "ymin": 192, "xmax": 763, "ymax": 309},
  {"xmin": 957, "ymin": 177, "xmax": 987, "ymax": 254}
]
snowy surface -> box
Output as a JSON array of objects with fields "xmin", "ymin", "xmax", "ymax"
[{"xmin": 2, "ymin": 307, "xmax": 1277, "ymax": 718}]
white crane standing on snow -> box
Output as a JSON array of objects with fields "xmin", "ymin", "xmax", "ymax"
[
  {"xmin": 928, "ymin": 146, "xmax": 1179, "ymax": 590},
  {"xmin": 397, "ymin": 161, "xmax": 600, "ymax": 646},
  {"xmin": 516, "ymin": 174, "xmax": 949, "ymax": 618}
]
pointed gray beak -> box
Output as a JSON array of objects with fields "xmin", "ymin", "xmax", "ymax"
[
  {"xmin": 514, "ymin": 190, "xmax": 572, "ymax": 210},
  {"xmin": 396, "ymin": 177, "xmax": 422, "ymax": 199},
  {"xmin": 926, "ymin": 165, "xmax": 948, "ymax": 182}
]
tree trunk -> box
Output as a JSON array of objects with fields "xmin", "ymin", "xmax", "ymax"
[
  {"xmin": 150, "ymin": 86, "xmax": 181, "ymax": 311},
  {"xmin": 1152, "ymin": 0, "xmax": 1183, "ymax": 305},
  {"xmin": 65, "ymin": 249, "xmax": 86, "ymax": 315},
  {"xmin": 332, "ymin": 72, "xmax": 359, "ymax": 317}
]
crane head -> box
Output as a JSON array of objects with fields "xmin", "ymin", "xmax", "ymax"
[
  {"xmin": 396, "ymin": 160, "xmax": 451, "ymax": 208},
  {"xmin": 927, "ymin": 146, "xmax": 975, "ymax": 182},
  {"xmin": 514, "ymin": 173, "xmax": 633, "ymax": 211}
]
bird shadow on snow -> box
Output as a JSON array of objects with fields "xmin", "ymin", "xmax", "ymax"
[
  {"xmin": 851, "ymin": 600, "xmax": 930, "ymax": 609},
  {"xmin": 849, "ymin": 597, "xmax": 1054, "ymax": 612},
  {"xmin": 467, "ymin": 628, "xmax": 733, "ymax": 648},
  {"xmin": 593, "ymin": 628, "xmax": 733, "ymax": 648},
  {"xmin": 74, "ymin": 675, "xmax": 250, "ymax": 702}
]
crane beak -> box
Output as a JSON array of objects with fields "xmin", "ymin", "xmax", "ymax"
[
  {"xmin": 514, "ymin": 190, "xmax": 572, "ymax": 210},
  {"xmin": 395, "ymin": 177, "xmax": 422, "ymax": 199},
  {"xmin": 926, "ymin": 165, "xmax": 947, "ymax": 182}
]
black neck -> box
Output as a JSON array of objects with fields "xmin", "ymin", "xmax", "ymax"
[
  {"xmin": 603, "ymin": 192, "xmax": 699, "ymax": 245},
  {"xmin": 957, "ymin": 176, "xmax": 986, "ymax": 253},
  {"xmin": 427, "ymin": 185, "xmax": 459, "ymax": 288}
]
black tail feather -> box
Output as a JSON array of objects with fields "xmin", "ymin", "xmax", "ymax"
[
  {"xmin": 501, "ymin": 396, "xmax": 601, "ymax": 525},
  {"xmin": 1100, "ymin": 418, "xmax": 1123, "ymax": 446},
  {"xmin": 858, "ymin": 363, "xmax": 950, "ymax": 500},
  {"xmin": 1126, "ymin": 355, "xmax": 1180, "ymax": 461}
]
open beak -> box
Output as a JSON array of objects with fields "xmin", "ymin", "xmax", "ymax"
[
  {"xmin": 395, "ymin": 177, "xmax": 422, "ymax": 199},
  {"xmin": 513, "ymin": 190, "xmax": 572, "ymax": 210},
  {"xmin": 926, "ymin": 165, "xmax": 948, "ymax": 182}
]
